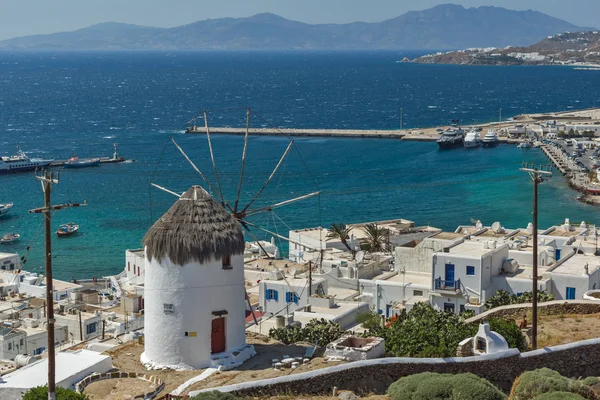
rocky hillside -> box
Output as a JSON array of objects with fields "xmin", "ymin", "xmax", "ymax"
[{"xmin": 411, "ymin": 31, "xmax": 600, "ymax": 66}]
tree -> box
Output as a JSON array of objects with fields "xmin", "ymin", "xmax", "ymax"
[
  {"xmin": 268, "ymin": 318, "xmax": 345, "ymax": 345},
  {"xmin": 357, "ymin": 311, "xmax": 384, "ymax": 334},
  {"xmin": 23, "ymin": 386, "xmax": 88, "ymax": 400},
  {"xmin": 361, "ymin": 223, "xmax": 389, "ymax": 252},
  {"xmin": 326, "ymin": 223, "xmax": 354, "ymax": 254},
  {"xmin": 484, "ymin": 290, "xmax": 554, "ymax": 311}
]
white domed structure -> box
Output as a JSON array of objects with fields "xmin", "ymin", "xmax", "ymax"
[
  {"xmin": 473, "ymin": 321, "xmax": 509, "ymax": 356},
  {"xmin": 140, "ymin": 186, "xmax": 255, "ymax": 370}
]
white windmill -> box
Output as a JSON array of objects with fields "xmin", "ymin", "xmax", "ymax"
[{"xmin": 142, "ymin": 109, "xmax": 320, "ymax": 370}]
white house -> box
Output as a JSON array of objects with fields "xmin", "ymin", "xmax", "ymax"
[
  {"xmin": 124, "ymin": 249, "xmax": 145, "ymax": 286},
  {"xmin": 259, "ymin": 272, "xmax": 328, "ymax": 316},
  {"xmin": 430, "ymin": 240, "xmax": 509, "ymax": 314},
  {"xmin": 55, "ymin": 311, "xmax": 102, "ymax": 342},
  {"xmin": 141, "ymin": 186, "xmax": 255, "ymax": 370}
]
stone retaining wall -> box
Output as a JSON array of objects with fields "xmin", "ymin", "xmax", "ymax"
[
  {"xmin": 192, "ymin": 338, "xmax": 600, "ymax": 397},
  {"xmin": 75, "ymin": 371, "xmax": 164, "ymax": 399},
  {"xmin": 465, "ymin": 300, "xmax": 600, "ymax": 324}
]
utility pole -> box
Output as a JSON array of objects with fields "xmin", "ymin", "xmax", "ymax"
[
  {"xmin": 29, "ymin": 170, "xmax": 86, "ymax": 400},
  {"xmin": 308, "ymin": 260, "xmax": 312, "ymax": 297},
  {"xmin": 499, "ymin": 108, "xmax": 502, "ymax": 123},
  {"xmin": 400, "ymin": 108, "xmax": 403, "ymax": 131},
  {"xmin": 520, "ymin": 162, "xmax": 552, "ymax": 350}
]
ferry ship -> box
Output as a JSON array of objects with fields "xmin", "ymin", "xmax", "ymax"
[
  {"xmin": 0, "ymin": 149, "xmax": 53, "ymax": 173},
  {"xmin": 437, "ymin": 128, "xmax": 465, "ymax": 149}
]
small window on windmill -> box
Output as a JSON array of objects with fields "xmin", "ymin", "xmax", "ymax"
[
  {"xmin": 163, "ymin": 303, "xmax": 174, "ymax": 314},
  {"xmin": 476, "ymin": 337, "xmax": 486, "ymax": 352},
  {"xmin": 222, "ymin": 255, "xmax": 232, "ymax": 270}
]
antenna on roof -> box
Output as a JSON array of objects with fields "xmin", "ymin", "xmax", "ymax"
[{"xmin": 491, "ymin": 222, "xmax": 502, "ymax": 233}]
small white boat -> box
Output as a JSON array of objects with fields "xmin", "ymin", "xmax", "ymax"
[
  {"xmin": 0, "ymin": 233, "xmax": 20, "ymax": 244},
  {"xmin": 464, "ymin": 131, "xmax": 482, "ymax": 148},
  {"xmin": 0, "ymin": 203, "xmax": 13, "ymax": 218},
  {"xmin": 517, "ymin": 142, "xmax": 532, "ymax": 149}
]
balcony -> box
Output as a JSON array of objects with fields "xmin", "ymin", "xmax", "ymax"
[{"xmin": 434, "ymin": 277, "xmax": 461, "ymax": 292}]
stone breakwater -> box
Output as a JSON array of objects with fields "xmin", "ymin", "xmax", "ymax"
[{"xmin": 191, "ymin": 338, "xmax": 600, "ymax": 396}]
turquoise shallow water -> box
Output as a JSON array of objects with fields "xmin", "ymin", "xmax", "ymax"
[{"xmin": 0, "ymin": 51, "xmax": 599, "ymax": 280}]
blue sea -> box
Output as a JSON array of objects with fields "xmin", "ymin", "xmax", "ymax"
[{"xmin": 0, "ymin": 50, "xmax": 599, "ymax": 280}]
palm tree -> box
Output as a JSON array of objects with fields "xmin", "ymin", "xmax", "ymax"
[
  {"xmin": 362, "ymin": 223, "xmax": 389, "ymax": 253},
  {"xmin": 326, "ymin": 223, "xmax": 354, "ymax": 254}
]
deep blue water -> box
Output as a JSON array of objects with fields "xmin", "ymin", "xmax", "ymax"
[{"xmin": 0, "ymin": 50, "xmax": 599, "ymax": 280}]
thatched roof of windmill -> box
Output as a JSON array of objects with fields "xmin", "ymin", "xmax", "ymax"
[{"xmin": 143, "ymin": 185, "xmax": 244, "ymax": 266}]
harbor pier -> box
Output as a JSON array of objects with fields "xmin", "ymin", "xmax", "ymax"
[{"xmin": 540, "ymin": 145, "xmax": 570, "ymax": 175}]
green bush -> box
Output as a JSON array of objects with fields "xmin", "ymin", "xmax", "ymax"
[
  {"xmin": 268, "ymin": 318, "xmax": 345, "ymax": 345},
  {"xmin": 387, "ymin": 372, "xmax": 505, "ymax": 400},
  {"xmin": 532, "ymin": 393, "xmax": 586, "ymax": 400},
  {"xmin": 509, "ymin": 368, "xmax": 596, "ymax": 400},
  {"xmin": 582, "ymin": 377, "xmax": 600, "ymax": 387},
  {"xmin": 23, "ymin": 386, "xmax": 88, "ymax": 400},
  {"xmin": 191, "ymin": 392, "xmax": 237, "ymax": 400},
  {"xmin": 379, "ymin": 303, "xmax": 478, "ymax": 357},
  {"xmin": 488, "ymin": 318, "xmax": 527, "ymax": 351}
]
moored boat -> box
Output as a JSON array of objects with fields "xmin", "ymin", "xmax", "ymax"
[
  {"xmin": 482, "ymin": 130, "xmax": 500, "ymax": 148},
  {"xmin": 64, "ymin": 156, "xmax": 101, "ymax": 169},
  {"xmin": 464, "ymin": 131, "xmax": 482, "ymax": 148},
  {"xmin": 0, "ymin": 203, "xmax": 13, "ymax": 218},
  {"xmin": 0, "ymin": 233, "xmax": 20, "ymax": 244},
  {"xmin": 57, "ymin": 222, "xmax": 79, "ymax": 237},
  {"xmin": 0, "ymin": 149, "xmax": 53, "ymax": 173},
  {"xmin": 517, "ymin": 141, "xmax": 532, "ymax": 149},
  {"xmin": 437, "ymin": 128, "xmax": 465, "ymax": 149}
]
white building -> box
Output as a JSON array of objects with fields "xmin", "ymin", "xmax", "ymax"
[
  {"xmin": 55, "ymin": 311, "xmax": 102, "ymax": 342},
  {"xmin": 124, "ymin": 249, "xmax": 145, "ymax": 286},
  {"xmin": 0, "ymin": 322, "xmax": 68, "ymax": 360},
  {"xmin": 259, "ymin": 272, "xmax": 327, "ymax": 316},
  {"xmin": 141, "ymin": 186, "xmax": 255, "ymax": 370},
  {"xmin": 0, "ymin": 350, "xmax": 111, "ymax": 400}
]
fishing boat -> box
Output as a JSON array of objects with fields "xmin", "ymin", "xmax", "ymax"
[
  {"xmin": 57, "ymin": 222, "xmax": 79, "ymax": 237},
  {"xmin": 464, "ymin": 131, "xmax": 482, "ymax": 148},
  {"xmin": 0, "ymin": 149, "xmax": 53, "ymax": 173},
  {"xmin": 482, "ymin": 130, "xmax": 500, "ymax": 148},
  {"xmin": 64, "ymin": 156, "xmax": 100, "ymax": 169},
  {"xmin": 0, "ymin": 233, "xmax": 20, "ymax": 244},
  {"xmin": 0, "ymin": 203, "xmax": 13, "ymax": 218}
]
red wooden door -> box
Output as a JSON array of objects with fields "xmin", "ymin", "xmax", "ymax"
[{"xmin": 211, "ymin": 317, "xmax": 226, "ymax": 354}]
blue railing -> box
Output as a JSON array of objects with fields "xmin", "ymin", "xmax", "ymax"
[{"xmin": 435, "ymin": 277, "xmax": 461, "ymax": 291}]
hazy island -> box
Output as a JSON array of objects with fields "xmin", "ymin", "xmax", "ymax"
[{"xmin": 409, "ymin": 31, "xmax": 600, "ymax": 67}]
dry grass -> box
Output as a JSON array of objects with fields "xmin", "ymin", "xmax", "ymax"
[
  {"xmin": 84, "ymin": 377, "xmax": 157, "ymax": 400},
  {"xmin": 244, "ymin": 396, "xmax": 390, "ymax": 400},
  {"xmin": 184, "ymin": 333, "xmax": 345, "ymax": 395},
  {"xmin": 106, "ymin": 333, "xmax": 346, "ymax": 396},
  {"xmin": 516, "ymin": 313, "xmax": 600, "ymax": 348}
]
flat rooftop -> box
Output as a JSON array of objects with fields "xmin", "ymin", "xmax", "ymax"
[
  {"xmin": 302, "ymin": 301, "xmax": 366, "ymax": 317},
  {"xmin": 553, "ymin": 254, "xmax": 600, "ymax": 275},
  {"xmin": 430, "ymin": 231, "xmax": 464, "ymax": 241},
  {"xmin": 0, "ymin": 252, "xmax": 17, "ymax": 259},
  {"xmin": 476, "ymin": 228, "xmax": 516, "ymax": 238},
  {"xmin": 381, "ymin": 271, "xmax": 431, "ymax": 287},
  {"xmin": 327, "ymin": 287, "xmax": 359, "ymax": 300},
  {"xmin": 542, "ymin": 227, "xmax": 582, "ymax": 238},
  {"xmin": 504, "ymin": 266, "xmax": 551, "ymax": 280},
  {"xmin": 448, "ymin": 241, "xmax": 495, "ymax": 257},
  {"xmin": 128, "ymin": 249, "xmax": 144, "ymax": 257},
  {"xmin": 0, "ymin": 349, "xmax": 110, "ymax": 389}
]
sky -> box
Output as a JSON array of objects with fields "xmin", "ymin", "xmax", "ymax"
[{"xmin": 0, "ymin": 0, "xmax": 598, "ymax": 41}]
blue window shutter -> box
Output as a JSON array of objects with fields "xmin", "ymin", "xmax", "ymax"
[
  {"xmin": 294, "ymin": 294, "xmax": 299, "ymax": 304},
  {"xmin": 274, "ymin": 290, "xmax": 279, "ymax": 301},
  {"xmin": 265, "ymin": 289, "xmax": 269, "ymax": 300}
]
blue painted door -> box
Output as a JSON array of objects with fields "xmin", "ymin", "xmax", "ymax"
[
  {"xmin": 556, "ymin": 249, "xmax": 561, "ymax": 261},
  {"xmin": 386, "ymin": 304, "xmax": 392, "ymax": 318},
  {"xmin": 445, "ymin": 263, "xmax": 455, "ymax": 283},
  {"xmin": 566, "ymin": 287, "xmax": 576, "ymax": 300}
]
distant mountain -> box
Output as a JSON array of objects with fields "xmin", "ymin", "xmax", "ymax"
[
  {"xmin": 411, "ymin": 31, "xmax": 600, "ymax": 66},
  {"xmin": 0, "ymin": 5, "xmax": 595, "ymax": 50}
]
